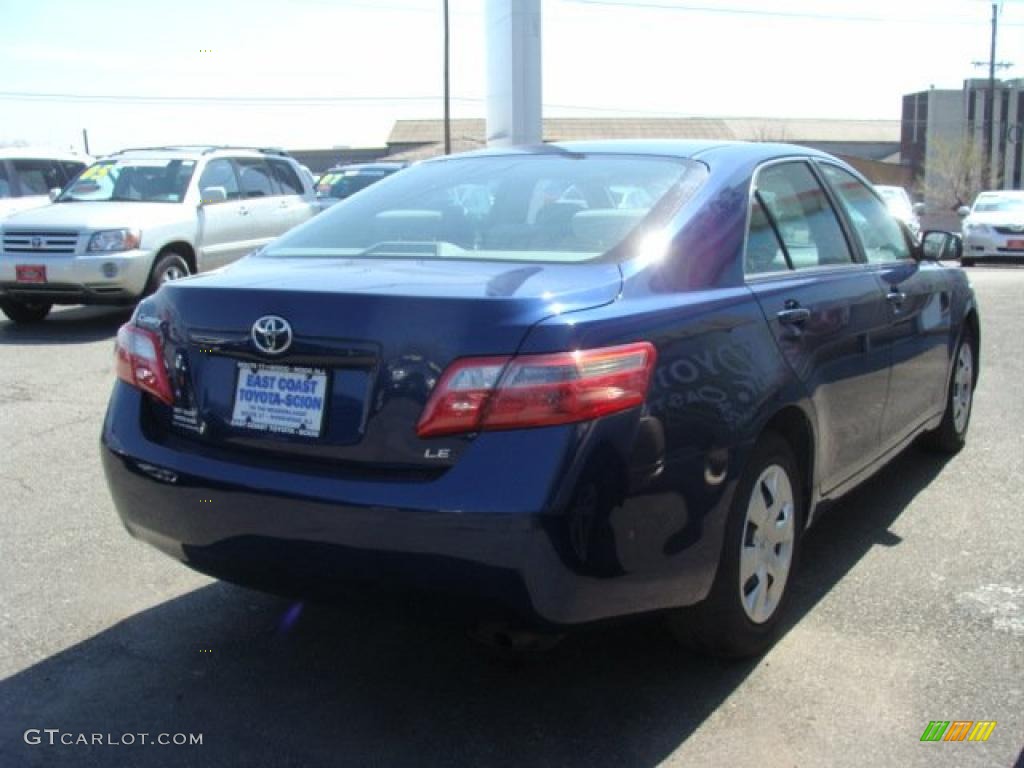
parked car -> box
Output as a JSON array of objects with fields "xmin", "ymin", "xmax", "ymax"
[
  {"xmin": 958, "ymin": 189, "xmax": 1024, "ymax": 266},
  {"xmin": 0, "ymin": 146, "xmax": 317, "ymax": 323},
  {"xmin": 101, "ymin": 141, "xmax": 977, "ymax": 658},
  {"xmin": 314, "ymin": 162, "xmax": 406, "ymax": 211},
  {"xmin": 874, "ymin": 185, "xmax": 921, "ymax": 240},
  {"xmin": 0, "ymin": 147, "xmax": 89, "ymax": 220}
]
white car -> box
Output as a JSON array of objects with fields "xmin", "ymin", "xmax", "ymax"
[
  {"xmin": 0, "ymin": 146, "xmax": 317, "ymax": 323},
  {"xmin": 874, "ymin": 185, "xmax": 921, "ymax": 240},
  {"xmin": 960, "ymin": 190, "xmax": 1024, "ymax": 266},
  {"xmin": 0, "ymin": 148, "xmax": 89, "ymax": 220}
]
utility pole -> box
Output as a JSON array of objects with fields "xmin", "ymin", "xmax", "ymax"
[
  {"xmin": 972, "ymin": 3, "xmax": 1013, "ymax": 187},
  {"xmin": 443, "ymin": 0, "xmax": 451, "ymax": 155},
  {"xmin": 986, "ymin": 2, "xmax": 997, "ymax": 187}
]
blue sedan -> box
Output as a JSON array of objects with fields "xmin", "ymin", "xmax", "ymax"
[{"xmin": 101, "ymin": 141, "xmax": 978, "ymax": 657}]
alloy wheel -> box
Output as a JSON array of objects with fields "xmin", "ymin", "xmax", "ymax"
[
  {"xmin": 952, "ymin": 342, "xmax": 974, "ymax": 435},
  {"xmin": 739, "ymin": 464, "xmax": 796, "ymax": 624}
]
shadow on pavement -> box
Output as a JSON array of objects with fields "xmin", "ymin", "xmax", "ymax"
[
  {"xmin": 0, "ymin": 306, "xmax": 132, "ymax": 346},
  {"xmin": 0, "ymin": 445, "xmax": 949, "ymax": 768}
]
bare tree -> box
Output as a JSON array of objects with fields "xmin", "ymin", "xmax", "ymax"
[{"xmin": 919, "ymin": 135, "xmax": 1003, "ymax": 210}]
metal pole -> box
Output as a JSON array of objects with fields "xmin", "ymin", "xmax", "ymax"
[
  {"xmin": 443, "ymin": 0, "xmax": 451, "ymax": 155},
  {"xmin": 82, "ymin": 128, "xmax": 90, "ymax": 156},
  {"xmin": 986, "ymin": 2, "xmax": 998, "ymax": 187}
]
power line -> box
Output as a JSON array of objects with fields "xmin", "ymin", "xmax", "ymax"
[{"xmin": 563, "ymin": 0, "xmax": 1024, "ymax": 26}]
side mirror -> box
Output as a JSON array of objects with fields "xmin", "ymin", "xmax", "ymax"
[
  {"xmin": 920, "ymin": 230, "xmax": 963, "ymax": 262},
  {"xmin": 200, "ymin": 186, "xmax": 227, "ymax": 205},
  {"xmin": 48, "ymin": 188, "xmax": 61, "ymax": 202},
  {"xmin": 912, "ymin": 202, "xmax": 925, "ymax": 215},
  {"xmin": 956, "ymin": 205, "xmax": 971, "ymax": 218}
]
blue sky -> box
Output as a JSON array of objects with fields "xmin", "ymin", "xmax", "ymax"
[{"xmin": 1, "ymin": 0, "xmax": 1022, "ymax": 154}]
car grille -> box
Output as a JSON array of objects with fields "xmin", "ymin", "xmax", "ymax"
[
  {"xmin": 2, "ymin": 230, "xmax": 80, "ymax": 255},
  {"xmin": 993, "ymin": 226, "xmax": 1024, "ymax": 236}
]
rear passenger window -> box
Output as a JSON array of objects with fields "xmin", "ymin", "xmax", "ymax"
[
  {"xmin": 818, "ymin": 164, "xmax": 911, "ymax": 264},
  {"xmin": 754, "ymin": 162, "xmax": 854, "ymax": 270},
  {"xmin": 268, "ymin": 159, "xmax": 304, "ymax": 196},
  {"xmin": 11, "ymin": 159, "xmax": 63, "ymax": 196},
  {"xmin": 235, "ymin": 158, "xmax": 276, "ymax": 198}
]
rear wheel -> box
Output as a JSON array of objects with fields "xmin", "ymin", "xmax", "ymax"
[
  {"xmin": 0, "ymin": 298, "xmax": 53, "ymax": 324},
  {"xmin": 145, "ymin": 251, "xmax": 190, "ymax": 295},
  {"xmin": 668, "ymin": 433, "xmax": 802, "ymax": 658},
  {"xmin": 923, "ymin": 332, "xmax": 976, "ymax": 453}
]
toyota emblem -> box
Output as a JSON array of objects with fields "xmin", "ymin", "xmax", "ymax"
[
  {"xmin": 31, "ymin": 236, "xmax": 44, "ymax": 250},
  {"xmin": 251, "ymin": 315, "xmax": 293, "ymax": 355}
]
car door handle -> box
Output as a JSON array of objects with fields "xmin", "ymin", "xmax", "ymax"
[
  {"xmin": 238, "ymin": 206, "xmax": 249, "ymax": 216},
  {"xmin": 777, "ymin": 307, "xmax": 811, "ymax": 326}
]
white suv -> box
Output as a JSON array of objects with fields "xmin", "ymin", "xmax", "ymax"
[
  {"xmin": 0, "ymin": 148, "xmax": 90, "ymax": 221},
  {"xmin": 0, "ymin": 146, "xmax": 317, "ymax": 323}
]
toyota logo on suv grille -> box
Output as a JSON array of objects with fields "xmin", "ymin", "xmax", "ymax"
[{"xmin": 251, "ymin": 315, "xmax": 293, "ymax": 355}]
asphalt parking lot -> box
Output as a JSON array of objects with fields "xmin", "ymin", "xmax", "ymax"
[{"xmin": 1, "ymin": 268, "xmax": 1022, "ymax": 768}]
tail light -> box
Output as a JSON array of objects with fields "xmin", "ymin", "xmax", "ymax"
[
  {"xmin": 115, "ymin": 323, "xmax": 174, "ymax": 405},
  {"xmin": 417, "ymin": 342, "xmax": 657, "ymax": 438}
]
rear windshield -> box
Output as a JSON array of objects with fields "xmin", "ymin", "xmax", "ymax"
[
  {"xmin": 316, "ymin": 169, "xmax": 395, "ymax": 200},
  {"xmin": 58, "ymin": 158, "xmax": 196, "ymax": 203},
  {"xmin": 264, "ymin": 153, "xmax": 707, "ymax": 264}
]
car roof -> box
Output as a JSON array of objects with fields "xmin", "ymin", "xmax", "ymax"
[
  {"xmin": 424, "ymin": 139, "xmax": 841, "ymax": 165},
  {"xmin": 323, "ymin": 162, "xmax": 407, "ymax": 172},
  {"xmin": 99, "ymin": 146, "xmax": 293, "ymax": 162},
  {"xmin": 0, "ymin": 147, "xmax": 90, "ymax": 162},
  {"xmin": 976, "ymin": 189, "xmax": 1024, "ymax": 198}
]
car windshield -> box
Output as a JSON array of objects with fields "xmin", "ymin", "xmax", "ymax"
[
  {"xmin": 58, "ymin": 158, "xmax": 196, "ymax": 203},
  {"xmin": 265, "ymin": 153, "xmax": 706, "ymax": 264},
  {"xmin": 973, "ymin": 196, "xmax": 1024, "ymax": 213},
  {"xmin": 316, "ymin": 169, "xmax": 396, "ymax": 200}
]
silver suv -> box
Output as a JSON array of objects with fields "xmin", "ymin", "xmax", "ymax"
[
  {"xmin": 0, "ymin": 146, "xmax": 316, "ymax": 323},
  {"xmin": 0, "ymin": 147, "xmax": 90, "ymax": 221}
]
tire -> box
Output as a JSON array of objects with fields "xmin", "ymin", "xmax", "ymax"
[
  {"xmin": 668, "ymin": 433, "xmax": 803, "ymax": 658},
  {"xmin": 922, "ymin": 332, "xmax": 976, "ymax": 454},
  {"xmin": 0, "ymin": 298, "xmax": 53, "ymax": 324},
  {"xmin": 145, "ymin": 251, "xmax": 190, "ymax": 295}
]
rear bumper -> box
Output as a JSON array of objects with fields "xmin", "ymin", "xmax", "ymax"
[
  {"xmin": 0, "ymin": 249, "xmax": 155, "ymax": 304},
  {"xmin": 101, "ymin": 383, "xmax": 732, "ymax": 625}
]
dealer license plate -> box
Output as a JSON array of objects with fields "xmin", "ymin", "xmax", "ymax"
[
  {"xmin": 16, "ymin": 265, "xmax": 47, "ymax": 283},
  {"xmin": 230, "ymin": 363, "xmax": 328, "ymax": 437},
  {"xmin": 1006, "ymin": 239, "xmax": 1024, "ymax": 250}
]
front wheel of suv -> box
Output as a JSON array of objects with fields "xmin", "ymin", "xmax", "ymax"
[
  {"xmin": 667, "ymin": 432, "xmax": 803, "ymax": 658},
  {"xmin": 145, "ymin": 252, "xmax": 191, "ymax": 295},
  {"xmin": 0, "ymin": 298, "xmax": 53, "ymax": 324}
]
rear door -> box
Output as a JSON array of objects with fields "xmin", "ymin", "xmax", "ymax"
[
  {"xmin": 267, "ymin": 158, "xmax": 316, "ymax": 232},
  {"xmin": 234, "ymin": 156, "xmax": 281, "ymax": 248},
  {"xmin": 817, "ymin": 163, "xmax": 951, "ymax": 448},
  {"xmin": 745, "ymin": 160, "xmax": 892, "ymax": 492},
  {"xmin": 196, "ymin": 158, "xmax": 252, "ymax": 270}
]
